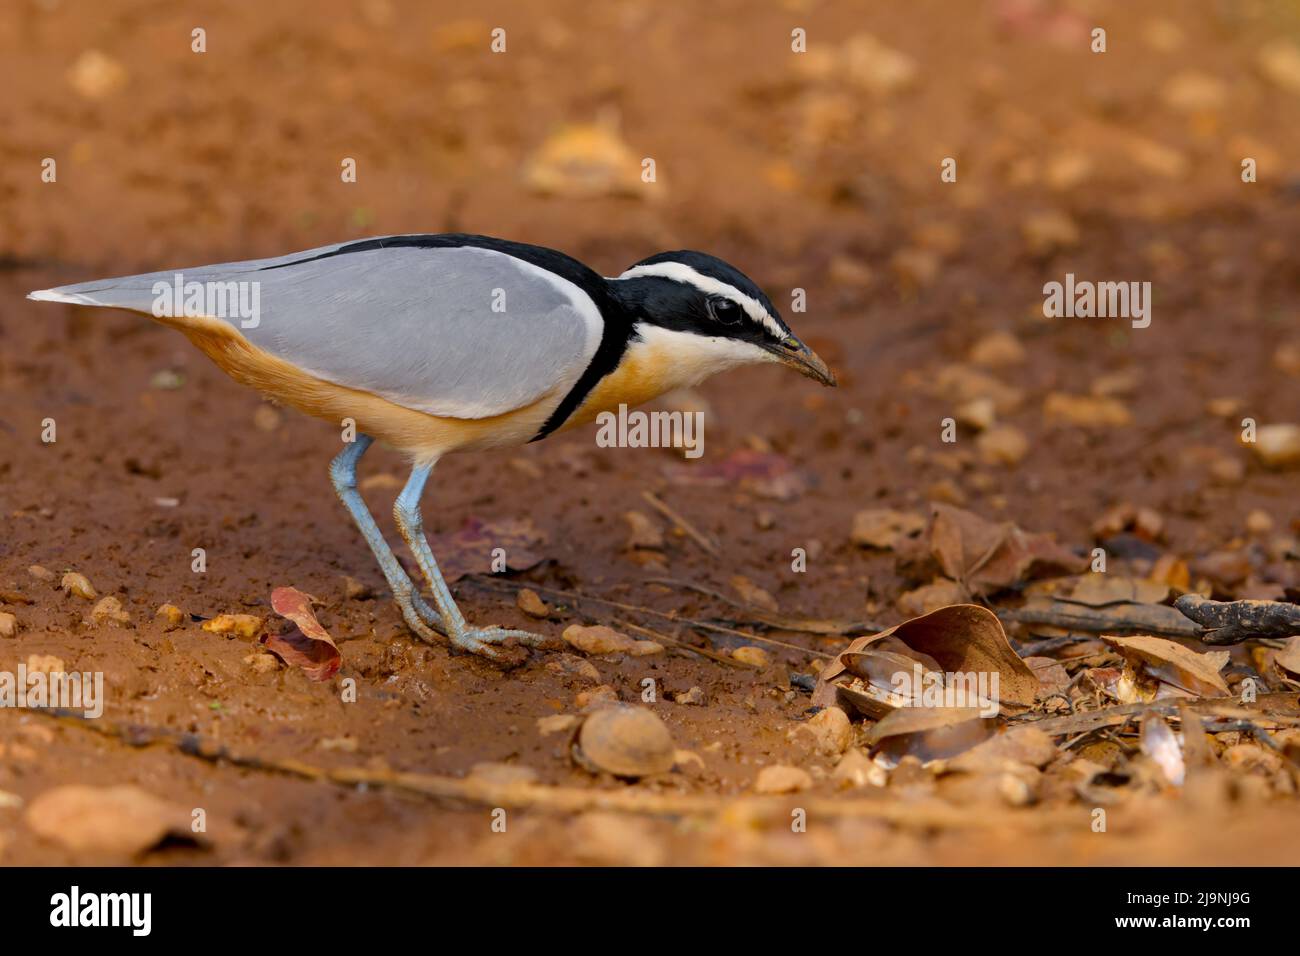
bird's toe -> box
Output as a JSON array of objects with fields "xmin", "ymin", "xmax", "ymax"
[
  {"xmin": 394, "ymin": 593, "xmax": 446, "ymax": 645},
  {"xmin": 451, "ymin": 625, "xmax": 556, "ymax": 664}
]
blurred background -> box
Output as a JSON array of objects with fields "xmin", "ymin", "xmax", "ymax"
[
  {"xmin": 5, "ymin": 0, "xmax": 1300, "ymax": 275},
  {"xmin": 2, "ymin": 0, "xmax": 1300, "ymax": 865},
  {"xmin": 5, "ymin": 0, "xmax": 1300, "ymax": 553}
]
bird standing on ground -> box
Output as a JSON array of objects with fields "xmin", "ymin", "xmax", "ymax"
[{"xmin": 29, "ymin": 234, "xmax": 836, "ymax": 662}]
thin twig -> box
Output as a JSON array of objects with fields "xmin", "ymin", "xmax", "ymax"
[
  {"xmin": 998, "ymin": 604, "xmax": 1204, "ymax": 638},
  {"xmin": 617, "ymin": 619, "xmax": 754, "ymax": 669},
  {"xmin": 646, "ymin": 577, "xmax": 879, "ymax": 636},
  {"xmin": 641, "ymin": 490, "xmax": 719, "ymax": 557},
  {"xmin": 32, "ymin": 708, "xmax": 1084, "ymax": 829},
  {"xmin": 1011, "ymin": 693, "xmax": 1300, "ymax": 736},
  {"xmin": 464, "ymin": 576, "xmax": 833, "ymax": 658}
]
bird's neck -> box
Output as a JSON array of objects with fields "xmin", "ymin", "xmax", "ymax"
[{"xmin": 600, "ymin": 273, "xmax": 696, "ymax": 329}]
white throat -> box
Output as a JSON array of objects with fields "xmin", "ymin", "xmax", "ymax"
[{"xmin": 628, "ymin": 323, "xmax": 777, "ymax": 392}]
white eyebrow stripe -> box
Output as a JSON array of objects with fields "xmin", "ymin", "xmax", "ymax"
[{"xmin": 616, "ymin": 261, "xmax": 786, "ymax": 339}]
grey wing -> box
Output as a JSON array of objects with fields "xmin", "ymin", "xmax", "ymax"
[{"xmin": 29, "ymin": 242, "xmax": 603, "ymax": 419}]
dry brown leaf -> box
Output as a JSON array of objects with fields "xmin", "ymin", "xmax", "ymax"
[
  {"xmin": 1024, "ymin": 656, "xmax": 1071, "ymax": 696},
  {"xmin": 897, "ymin": 578, "xmax": 966, "ymax": 617},
  {"xmin": 428, "ymin": 517, "xmax": 547, "ymax": 581},
  {"xmin": 664, "ymin": 449, "xmax": 811, "ymax": 501},
  {"xmin": 1277, "ymin": 638, "xmax": 1300, "ymax": 677},
  {"xmin": 867, "ymin": 707, "xmax": 995, "ymax": 765},
  {"xmin": 851, "ymin": 508, "xmax": 926, "ymax": 549},
  {"xmin": 816, "ymin": 604, "xmax": 1039, "ymax": 716},
  {"xmin": 928, "ymin": 504, "xmax": 1080, "ymax": 594},
  {"xmin": 1103, "ymin": 635, "xmax": 1230, "ymax": 697},
  {"xmin": 947, "ymin": 726, "xmax": 1058, "ymax": 773},
  {"xmin": 1067, "ymin": 574, "xmax": 1171, "ymax": 606},
  {"xmin": 263, "ymin": 587, "xmax": 341, "ymax": 681}
]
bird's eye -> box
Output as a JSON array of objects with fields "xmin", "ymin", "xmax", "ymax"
[{"xmin": 710, "ymin": 297, "xmax": 743, "ymax": 325}]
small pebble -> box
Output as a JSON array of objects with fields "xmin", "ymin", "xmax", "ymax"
[
  {"xmin": 537, "ymin": 714, "xmax": 580, "ymax": 737},
  {"xmin": 796, "ymin": 706, "xmax": 853, "ymax": 756},
  {"xmin": 968, "ymin": 330, "xmax": 1026, "ymax": 368},
  {"xmin": 203, "ymin": 614, "xmax": 265, "ymax": 639},
  {"xmin": 0, "ymin": 612, "xmax": 17, "ymax": 638},
  {"xmin": 60, "ymin": 572, "xmax": 96, "ymax": 601},
  {"xmin": 517, "ymin": 588, "xmax": 551, "ymax": 618},
  {"xmin": 253, "ymin": 405, "xmax": 283, "ymax": 432},
  {"xmin": 1246, "ymin": 510, "xmax": 1274, "ymax": 535},
  {"xmin": 976, "ymin": 424, "xmax": 1029, "ymax": 465},
  {"xmin": 91, "ymin": 596, "xmax": 131, "ymax": 626},
  {"xmin": 563, "ymin": 623, "xmax": 659, "ymax": 656},
  {"xmin": 343, "ymin": 576, "xmax": 374, "ymax": 600},
  {"xmin": 1251, "ymin": 424, "xmax": 1300, "ymax": 468},
  {"xmin": 732, "ymin": 645, "xmax": 770, "ymax": 668},
  {"xmin": 956, "ymin": 397, "xmax": 997, "ymax": 431},
  {"xmin": 545, "ymin": 654, "xmax": 601, "ymax": 683},
  {"xmin": 730, "ymin": 575, "xmax": 779, "ymax": 613},
  {"xmin": 575, "ymin": 685, "xmax": 620, "ymax": 710},
  {"xmin": 623, "ymin": 511, "xmax": 664, "ymax": 550},
  {"xmin": 242, "ymin": 652, "xmax": 281, "ymax": 674},
  {"xmin": 831, "ymin": 749, "xmax": 886, "ymax": 789},
  {"xmin": 155, "ymin": 603, "xmax": 185, "ymax": 630},
  {"xmin": 999, "ymin": 772, "xmax": 1034, "ymax": 807},
  {"xmin": 27, "ymin": 654, "xmax": 66, "ymax": 675},
  {"xmin": 673, "ymin": 686, "xmax": 706, "ymax": 706},
  {"xmin": 573, "ymin": 705, "xmax": 676, "ymax": 778},
  {"xmin": 27, "ymin": 565, "xmax": 55, "ymax": 583},
  {"xmin": 754, "ymin": 764, "xmax": 813, "ymax": 795}
]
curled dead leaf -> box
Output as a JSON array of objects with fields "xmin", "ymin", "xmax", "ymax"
[
  {"xmin": 1102, "ymin": 634, "xmax": 1230, "ymax": 697},
  {"xmin": 867, "ymin": 706, "xmax": 995, "ymax": 766},
  {"xmin": 927, "ymin": 504, "xmax": 1080, "ymax": 595},
  {"xmin": 263, "ymin": 586, "xmax": 341, "ymax": 681},
  {"xmin": 427, "ymin": 517, "xmax": 548, "ymax": 582},
  {"xmin": 816, "ymin": 604, "xmax": 1039, "ymax": 717}
]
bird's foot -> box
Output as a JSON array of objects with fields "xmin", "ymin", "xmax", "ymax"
[
  {"xmin": 449, "ymin": 624, "xmax": 555, "ymax": 666},
  {"xmin": 410, "ymin": 593, "xmax": 448, "ymax": 636},
  {"xmin": 395, "ymin": 592, "xmax": 553, "ymax": 664},
  {"xmin": 394, "ymin": 590, "xmax": 446, "ymax": 644}
]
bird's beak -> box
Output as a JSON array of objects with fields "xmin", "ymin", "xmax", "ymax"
[{"xmin": 768, "ymin": 336, "xmax": 837, "ymax": 387}]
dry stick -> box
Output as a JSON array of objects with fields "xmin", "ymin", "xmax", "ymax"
[
  {"xmin": 466, "ymin": 576, "xmax": 833, "ymax": 658},
  {"xmin": 1012, "ymin": 693, "xmax": 1300, "ymax": 737},
  {"xmin": 641, "ymin": 490, "xmax": 719, "ymax": 557},
  {"xmin": 33, "ymin": 709, "xmax": 1082, "ymax": 830},
  {"xmin": 997, "ymin": 604, "xmax": 1204, "ymax": 639},
  {"xmin": 645, "ymin": 576, "xmax": 880, "ymax": 636},
  {"xmin": 553, "ymin": 588, "xmax": 745, "ymax": 667},
  {"xmin": 617, "ymin": 619, "xmax": 755, "ymax": 669},
  {"xmin": 1173, "ymin": 593, "xmax": 1300, "ymax": 646}
]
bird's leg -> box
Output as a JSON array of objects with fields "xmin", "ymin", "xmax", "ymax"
[
  {"xmin": 393, "ymin": 461, "xmax": 549, "ymax": 661},
  {"xmin": 329, "ymin": 435, "xmax": 445, "ymax": 642}
]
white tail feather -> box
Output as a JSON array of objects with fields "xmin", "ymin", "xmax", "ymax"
[{"xmin": 27, "ymin": 289, "xmax": 106, "ymax": 306}]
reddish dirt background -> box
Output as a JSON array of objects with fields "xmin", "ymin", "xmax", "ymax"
[{"xmin": 2, "ymin": 0, "xmax": 1300, "ymax": 864}]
